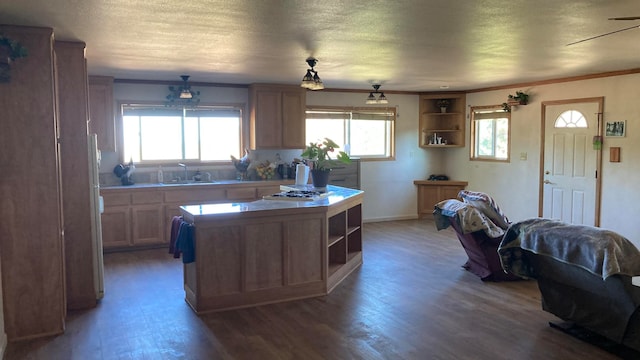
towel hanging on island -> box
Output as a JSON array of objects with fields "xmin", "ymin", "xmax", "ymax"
[
  {"xmin": 169, "ymin": 215, "xmax": 195, "ymax": 263},
  {"xmin": 175, "ymin": 221, "xmax": 195, "ymax": 264}
]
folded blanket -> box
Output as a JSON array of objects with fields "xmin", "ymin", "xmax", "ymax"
[
  {"xmin": 499, "ymin": 218, "xmax": 640, "ymax": 280},
  {"xmin": 433, "ymin": 199, "xmax": 505, "ymax": 238}
]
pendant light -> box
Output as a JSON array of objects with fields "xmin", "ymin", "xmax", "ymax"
[
  {"xmin": 300, "ymin": 57, "xmax": 324, "ymax": 90},
  {"xmin": 365, "ymin": 84, "xmax": 388, "ymax": 104},
  {"xmin": 166, "ymin": 75, "xmax": 201, "ymax": 107}
]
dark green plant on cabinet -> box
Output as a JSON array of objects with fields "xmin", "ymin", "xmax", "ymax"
[{"xmin": 0, "ymin": 34, "xmax": 29, "ymax": 83}]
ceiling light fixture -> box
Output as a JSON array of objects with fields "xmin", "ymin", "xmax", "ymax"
[
  {"xmin": 300, "ymin": 57, "xmax": 324, "ymax": 90},
  {"xmin": 365, "ymin": 84, "xmax": 388, "ymax": 104},
  {"xmin": 166, "ymin": 75, "xmax": 200, "ymax": 107}
]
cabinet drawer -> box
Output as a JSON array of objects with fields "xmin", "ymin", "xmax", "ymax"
[
  {"xmin": 132, "ymin": 191, "xmax": 163, "ymax": 205},
  {"xmin": 164, "ymin": 188, "xmax": 226, "ymax": 203},
  {"xmin": 101, "ymin": 192, "xmax": 131, "ymax": 206},
  {"xmin": 226, "ymin": 187, "xmax": 257, "ymax": 201}
]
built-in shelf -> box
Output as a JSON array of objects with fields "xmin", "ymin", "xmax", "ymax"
[
  {"xmin": 327, "ymin": 203, "xmax": 362, "ymax": 290},
  {"xmin": 419, "ymin": 93, "xmax": 466, "ymax": 148}
]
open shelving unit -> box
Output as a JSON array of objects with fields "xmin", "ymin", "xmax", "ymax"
[
  {"xmin": 327, "ymin": 203, "xmax": 363, "ymax": 291},
  {"xmin": 419, "ymin": 93, "xmax": 466, "ymax": 148}
]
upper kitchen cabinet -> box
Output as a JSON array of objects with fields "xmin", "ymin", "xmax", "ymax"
[
  {"xmin": 249, "ymin": 84, "xmax": 306, "ymax": 149},
  {"xmin": 88, "ymin": 75, "xmax": 115, "ymax": 151},
  {"xmin": 419, "ymin": 92, "xmax": 466, "ymax": 148}
]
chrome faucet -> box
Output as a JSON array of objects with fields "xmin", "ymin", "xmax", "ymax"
[{"xmin": 178, "ymin": 163, "xmax": 187, "ymax": 182}]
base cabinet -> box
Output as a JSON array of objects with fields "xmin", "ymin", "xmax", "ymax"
[
  {"xmin": 101, "ymin": 207, "xmax": 131, "ymax": 248},
  {"xmin": 101, "ymin": 181, "xmax": 296, "ymax": 251},
  {"xmin": 414, "ymin": 180, "xmax": 468, "ymax": 218}
]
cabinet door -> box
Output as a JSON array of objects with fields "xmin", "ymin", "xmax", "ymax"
[
  {"xmin": 101, "ymin": 207, "xmax": 131, "ymax": 248},
  {"xmin": 441, "ymin": 186, "xmax": 464, "ymax": 201},
  {"xmin": 131, "ymin": 205, "xmax": 165, "ymax": 246},
  {"xmin": 252, "ymin": 89, "xmax": 282, "ymax": 149},
  {"xmin": 281, "ymin": 90, "xmax": 306, "ymax": 149},
  {"xmin": 88, "ymin": 76, "xmax": 115, "ymax": 151},
  {"xmin": 417, "ymin": 186, "xmax": 440, "ymax": 217}
]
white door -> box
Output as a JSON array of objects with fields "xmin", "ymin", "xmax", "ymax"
[{"xmin": 542, "ymin": 102, "xmax": 600, "ymax": 225}]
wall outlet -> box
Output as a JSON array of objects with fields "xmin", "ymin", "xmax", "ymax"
[{"xmin": 520, "ymin": 152, "xmax": 527, "ymax": 160}]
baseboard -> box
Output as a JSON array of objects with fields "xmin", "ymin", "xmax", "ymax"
[{"xmin": 363, "ymin": 215, "xmax": 419, "ymax": 223}]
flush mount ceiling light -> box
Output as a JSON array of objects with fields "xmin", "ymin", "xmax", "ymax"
[
  {"xmin": 166, "ymin": 75, "xmax": 201, "ymax": 107},
  {"xmin": 300, "ymin": 57, "xmax": 324, "ymax": 90},
  {"xmin": 365, "ymin": 84, "xmax": 388, "ymax": 104}
]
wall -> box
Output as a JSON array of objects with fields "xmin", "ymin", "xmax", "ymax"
[
  {"xmin": 108, "ymin": 83, "xmax": 440, "ymax": 221},
  {"xmin": 445, "ymin": 73, "xmax": 640, "ymax": 247}
]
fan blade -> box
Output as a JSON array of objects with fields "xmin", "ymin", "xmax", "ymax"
[
  {"xmin": 609, "ymin": 16, "xmax": 640, "ymax": 20},
  {"xmin": 567, "ymin": 24, "xmax": 640, "ymax": 46}
]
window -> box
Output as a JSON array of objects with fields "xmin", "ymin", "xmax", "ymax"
[
  {"xmin": 305, "ymin": 107, "xmax": 395, "ymax": 160},
  {"xmin": 470, "ymin": 106, "xmax": 510, "ymax": 161},
  {"xmin": 555, "ymin": 110, "xmax": 587, "ymax": 128},
  {"xmin": 121, "ymin": 104, "xmax": 243, "ymax": 163}
]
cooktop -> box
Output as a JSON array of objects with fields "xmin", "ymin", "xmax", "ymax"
[{"xmin": 263, "ymin": 190, "xmax": 332, "ymax": 201}]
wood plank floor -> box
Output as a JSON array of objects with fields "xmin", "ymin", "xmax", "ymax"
[{"xmin": 4, "ymin": 219, "xmax": 620, "ymax": 359}]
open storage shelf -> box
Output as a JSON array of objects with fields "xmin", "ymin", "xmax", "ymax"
[
  {"xmin": 327, "ymin": 203, "xmax": 363, "ymax": 290},
  {"xmin": 419, "ymin": 93, "xmax": 466, "ymax": 148}
]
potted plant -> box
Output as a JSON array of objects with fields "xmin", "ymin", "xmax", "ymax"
[
  {"xmin": 436, "ymin": 99, "xmax": 450, "ymax": 113},
  {"xmin": 506, "ymin": 91, "xmax": 529, "ymax": 105},
  {"xmin": 0, "ymin": 34, "xmax": 28, "ymax": 83},
  {"xmin": 300, "ymin": 138, "xmax": 351, "ymax": 188}
]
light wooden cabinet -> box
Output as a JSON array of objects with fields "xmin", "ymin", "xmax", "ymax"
[
  {"xmin": 419, "ymin": 93, "xmax": 466, "ymax": 148},
  {"xmin": 249, "ymin": 84, "xmax": 306, "ymax": 149},
  {"xmin": 55, "ymin": 40, "xmax": 97, "ymax": 310},
  {"xmin": 132, "ymin": 205, "xmax": 164, "ymax": 245},
  {"xmin": 101, "ymin": 206, "xmax": 132, "ymax": 248},
  {"xmin": 102, "ymin": 182, "xmax": 296, "ymax": 251},
  {"xmin": 88, "ymin": 75, "xmax": 115, "ymax": 151},
  {"xmin": 0, "ymin": 25, "xmax": 66, "ymax": 341},
  {"xmin": 414, "ymin": 180, "xmax": 468, "ymax": 218}
]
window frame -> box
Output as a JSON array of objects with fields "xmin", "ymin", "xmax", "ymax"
[
  {"xmin": 305, "ymin": 106, "xmax": 396, "ymax": 161},
  {"xmin": 116, "ymin": 101, "xmax": 247, "ymax": 166},
  {"xmin": 469, "ymin": 105, "xmax": 511, "ymax": 162}
]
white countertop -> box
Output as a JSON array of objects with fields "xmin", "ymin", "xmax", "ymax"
[{"xmin": 180, "ymin": 185, "xmax": 362, "ymax": 217}]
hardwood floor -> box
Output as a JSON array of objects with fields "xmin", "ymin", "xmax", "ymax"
[{"xmin": 4, "ymin": 219, "xmax": 620, "ymax": 359}]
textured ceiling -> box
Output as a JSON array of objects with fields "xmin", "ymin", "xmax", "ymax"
[{"xmin": 2, "ymin": 0, "xmax": 640, "ymax": 91}]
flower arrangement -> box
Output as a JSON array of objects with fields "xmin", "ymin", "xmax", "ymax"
[{"xmin": 300, "ymin": 138, "xmax": 351, "ymax": 171}]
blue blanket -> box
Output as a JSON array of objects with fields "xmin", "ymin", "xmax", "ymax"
[{"xmin": 498, "ymin": 218, "xmax": 640, "ymax": 280}]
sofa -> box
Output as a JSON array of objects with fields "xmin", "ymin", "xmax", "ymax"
[{"xmin": 499, "ymin": 218, "xmax": 640, "ymax": 351}]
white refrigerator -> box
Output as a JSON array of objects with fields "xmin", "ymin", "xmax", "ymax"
[{"xmin": 88, "ymin": 134, "xmax": 105, "ymax": 299}]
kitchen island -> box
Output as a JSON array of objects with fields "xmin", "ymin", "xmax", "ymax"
[{"xmin": 179, "ymin": 185, "xmax": 363, "ymax": 313}]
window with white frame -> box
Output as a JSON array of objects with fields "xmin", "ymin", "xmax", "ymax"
[
  {"xmin": 470, "ymin": 106, "xmax": 510, "ymax": 161},
  {"xmin": 121, "ymin": 104, "xmax": 243, "ymax": 163},
  {"xmin": 305, "ymin": 107, "xmax": 395, "ymax": 160}
]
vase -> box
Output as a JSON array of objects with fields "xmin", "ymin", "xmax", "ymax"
[
  {"xmin": 440, "ymin": 107, "xmax": 447, "ymax": 113},
  {"xmin": 311, "ymin": 168, "xmax": 331, "ymax": 188}
]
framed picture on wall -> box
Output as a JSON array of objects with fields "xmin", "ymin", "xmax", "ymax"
[{"xmin": 605, "ymin": 120, "xmax": 626, "ymax": 137}]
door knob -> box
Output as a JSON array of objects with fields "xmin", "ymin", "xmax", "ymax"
[{"xmin": 543, "ymin": 179, "xmax": 552, "ymax": 184}]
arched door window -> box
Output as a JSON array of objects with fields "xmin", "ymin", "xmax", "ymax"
[{"xmin": 554, "ymin": 110, "xmax": 588, "ymax": 128}]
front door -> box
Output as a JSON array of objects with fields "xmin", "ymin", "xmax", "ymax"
[{"xmin": 541, "ymin": 98, "xmax": 603, "ymax": 226}]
